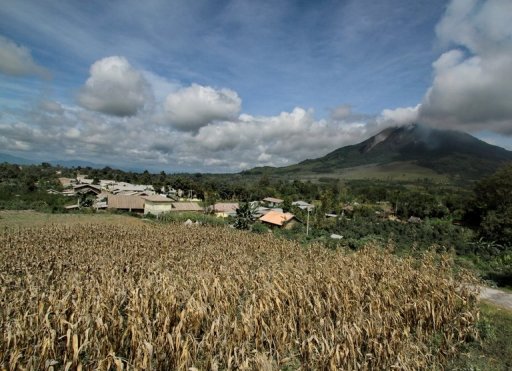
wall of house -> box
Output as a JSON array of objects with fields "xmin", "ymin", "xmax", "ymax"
[{"xmin": 144, "ymin": 202, "xmax": 174, "ymax": 215}]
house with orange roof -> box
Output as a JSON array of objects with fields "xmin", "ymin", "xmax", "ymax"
[{"xmin": 259, "ymin": 210, "xmax": 297, "ymax": 229}]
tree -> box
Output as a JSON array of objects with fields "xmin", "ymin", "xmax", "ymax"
[
  {"xmin": 282, "ymin": 196, "xmax": 292, "ymax": 213},
  {"xmin": 204, "ymin": 191, "xmax": 218, "ymax": 214},
  {"xmin": 140, "ymin": 170, "xmax": 152, "ymax": 185},
  {"xmin": 469, "ymin": 164, "xmax": 512, "ymax": 246},
  {"xmin": 234, "ymin": 202, "xmax": 257, "ymax": 230}
]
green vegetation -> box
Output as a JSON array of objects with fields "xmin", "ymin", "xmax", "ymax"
[
  {"xmin": 0, "ymin": 163, "xmax": 69, "ymax": 212},
  {"xmin": 152, "ymin": 211, "xmax": 227, "ymax": 227},
  {"xmin": 242, "ymin": 124, "xmax": 512, "ymax": 182},
  {"xmin": 448, "ymin": 302, "xmax": 512, "ymax": 370}
]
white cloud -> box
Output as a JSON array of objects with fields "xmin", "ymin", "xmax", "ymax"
[
  {"xmin": 378, "ymin": 104, "xmax": 420, "ymax": 126},
  {"xmin": 0, "ymin": 98, "xmax": 374, "ymax": 172},
  {"xmin": 192, "ymin": 107, "xmax": 369, "ymax": 168},
  {"xmin": 164, "ymin": 84, "xmax": 241, "ymax": 131},
  {"xmin": 39, "ymin": 100, "xmax": 64, "ymax": 114},
  {"xmin": 417, "ymin": 0, "xmax": 512, "ymax": 134},
  {"xmin": 375, "ymin": 0, "xmax": 512, "ymax": 136},
  {"xmin": 78, "ymin": 56, "xmax": 151, "ymax": 117},
  {"xmin": 0, "ymin": 35, "xmax": 49, "ymax": 77},
  {"xmin": 141, "ymin": 70, "xmax": 180, "ymax": 102}
]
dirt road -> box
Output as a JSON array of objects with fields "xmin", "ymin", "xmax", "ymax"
[{"xmin": 479, "ymin": 286, "xmax": 512, "ymax": 310}]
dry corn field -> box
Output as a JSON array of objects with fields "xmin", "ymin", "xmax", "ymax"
[{"xmin": 0, "ymin": 223, "xmax": 479, "ymax": 370}]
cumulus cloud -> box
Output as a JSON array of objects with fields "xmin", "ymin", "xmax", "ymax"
[
  {"xmin": 0, "ymin": 35, "xmax": 49, "ymax": 77},
  {"xmin": 191, "ymin": 107, "xmax": 369, "ymax": 168},
  {"xmin": 374, "ymin": 0, "xmax": 512, "ymax": 136},
  {"xmin": 78, "ymin": 56, "xmax": 151, "ymax": 117},
  {"xmin": 417, "ymin": 0, "xmax": 512, "ymax": 134},
  {"xmin": 0, "ymin": 98, "xmax": 373, "ymax": 172},
  {"xmin": 378, "ymin": 104, "xmax": 420, "ymax": 126},
  {"xmin": 164, "ymin": 84, "xmax": 241, "ymax": 131}
]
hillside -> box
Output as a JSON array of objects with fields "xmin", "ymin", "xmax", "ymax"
[
  {"xmin": 245, "ymin": 124, "xmax": 512, "ymax": 181},
  {"xmin": 0, "ymin": 153, "xmax": 35, "ymax": 165}
]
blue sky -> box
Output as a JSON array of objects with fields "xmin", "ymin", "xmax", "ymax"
[{"xmin": 1, "ymin": 0, "xmax": 511, "ymax": 172}]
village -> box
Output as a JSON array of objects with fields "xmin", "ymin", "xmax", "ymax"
[{"xmin": 54, "ymin": 175, "xmax": 321, "ymax": 230}]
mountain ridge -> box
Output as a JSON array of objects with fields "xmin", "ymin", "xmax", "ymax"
[{"xmin": 244, "ymin": 123, "xmax": 512, "ymax": 181}]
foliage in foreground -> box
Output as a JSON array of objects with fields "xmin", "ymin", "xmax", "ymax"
[
  {"xmin": 447, "ymin": 302, "xmax": 512, "ymax": 371},
  {"xmin": 0, "ymin": 224, "xmax": 479, "ymax": 370}
]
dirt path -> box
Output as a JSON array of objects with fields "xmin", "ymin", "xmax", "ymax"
[{"xmin": 479, "ymin": 286, "xmax": 512, "ymax": 310}]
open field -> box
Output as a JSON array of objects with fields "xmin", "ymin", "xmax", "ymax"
[
  {"xmin": 0, "ymin": 210, "xmax": 146, "ymax": 229},
  {"xmin": 0, "ymin": 219, "xmax": 479, "ymax": 370}
]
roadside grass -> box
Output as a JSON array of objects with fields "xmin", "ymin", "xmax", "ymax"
[
  {"xmin": 448, "ymin": 301, "xmax": 512, "ymax": 370},
  {"xmin": 456, "ymin": 254, "xmax": 512, "ymax": 291}
]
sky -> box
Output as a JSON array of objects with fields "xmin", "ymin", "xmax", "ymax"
[{"xmin": 1, "ymin": 0, "xmax": 512, "ymax": 173}]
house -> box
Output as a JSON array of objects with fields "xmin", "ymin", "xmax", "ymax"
[
  {"xmin": 76, "ymin": 175, "xmax": 94, "ymax": 185},
  {"xmin": 253, "ymin": 206, "xmax": 272, "ymax": 218},
  {"xmin": 292, "ymin": 200, "xmax": 314, "ymax": 211},
  {"xmin": 99, "ymin": 179, "xmax": 116, "ymax": 189},
  {"xmin": 94, "ymin": 201, "xmax": 108, "ymax": 210},
  {"xmin": 259, "ymin": 210, "xmax": 297, "ymax": 229},
  {"xmin": 169, "ymin": 202, "xmax": 203, "ymax": 212},
  {"xmin": 143, "ymin": 195, "xmax": 174, "ymax": 215},
  {"xmin": 110, "ymin": 182, "xmax": 155, "ymax": 195},
  {"xmin": 62, "ymin": 189, "xmax": 77, "ymax": 197},
  {"xmin": 262, "ymin": 197, "xmax": 284, "ymax": 208},
  {"xmin": 73, "ymin": 184, "xmax": 102, "ymax": 196},
  {"xmin": 209, "ymin": 202, "xmax": 239, "ymax": 218},
  {"xmin": 107, "ymin": 195, "xmax": 145, "ymax": 213}
]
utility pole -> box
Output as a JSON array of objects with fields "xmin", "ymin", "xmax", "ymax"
[{"xmin": 306, "ymin": 207, "xmax": 310, "ymax": 236}]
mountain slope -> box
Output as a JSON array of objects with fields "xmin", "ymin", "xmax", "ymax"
[
  {"xmin": 0, "ymin": 153, "xmax": 36, "ymax": 165},
  {"xmin": 245, "ymin": 124, "xmax": 512, "ymax": 180}
]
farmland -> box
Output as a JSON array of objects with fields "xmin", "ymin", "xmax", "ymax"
[{"xmin": 0, "ymin": 218, "xmax": 479, "ymax": 370}]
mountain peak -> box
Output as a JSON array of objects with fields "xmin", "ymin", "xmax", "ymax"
[{"xmin": 256, "ymin": 124, "xmax": 512, "ymax": 181}]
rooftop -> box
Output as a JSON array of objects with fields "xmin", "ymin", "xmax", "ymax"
[
  {"xmin": 171, "ymin": 202, "xmax": 203, "ymax": 212},
  {"xmin": 143, "ymin": 195, "xmax": 174, "ymax": 203},
  {"xmin": 107, "ymin": 195, "xmax": 145, "ymax": 210},
  {"xmin": 263, "ymin": 197, "xmax": 284, "ymax": 204},
  {"xmin": 211, "ymin": 203, "xmax": 239, "ymax": 213},
  {"xmin": 259, "ymin": 210, "xmax": 295, "ymax": 226}
]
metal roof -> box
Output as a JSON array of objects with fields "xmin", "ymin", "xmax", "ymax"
[{"xmin": 107, "ymin": 195, "xmax": 145, "ymax": 210}]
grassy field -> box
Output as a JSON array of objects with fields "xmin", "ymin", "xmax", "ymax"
[
  {"xmin": 448, "ymin": 302, "xmax": 512, "ymax": 370},
  {"xmin": 0, "ymin": 213, "xmax": 480, "ymax": 370}
]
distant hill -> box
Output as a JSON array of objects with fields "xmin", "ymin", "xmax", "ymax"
[
  {"xmin": 244, "ymin": 124, "xmax": 512, "ymax": 181},
  {"xmin": 0, "ymin": 153, "xmax": 106, "ymax": 169},
  {"xmin": 0, "ymin": 153, "xmax": 36, "ymax": 165},
  {"xmin": 48, "ymin": 159, "xmax": 107, "ymax": 169}
]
